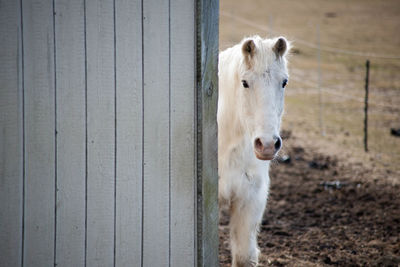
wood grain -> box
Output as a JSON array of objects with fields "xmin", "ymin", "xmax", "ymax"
[
  {"xmin": 0, "ymin": 0, "xmax": 23, "ymax": 265},
  {"xmin": 196, "ymin": 0, "xmax": 220, "ymax": 266},
  {"xmin": 22, "ymin": 0, "xmax": 56, "ymax": 265},
  {"xmin": 86, "ymin": 0, "xmax": 115, "ymax": 265},
  {"xmin": 142, "ymin": 0, "xmax": 170, "ymax": 265},
  {"xmin": 115, "ymin": 0, "xmax": 143, "ymax": 265},
  {"xmin": 170, "ymin": 0, "xmax": 196, "ymax": 265},
  {"xmin": 54, "ymin": 0, "xmax": 86, "ymax": 265}
]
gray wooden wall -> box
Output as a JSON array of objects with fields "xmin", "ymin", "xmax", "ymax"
[{"xmin": 0, "ymin": 0, "xmax": 218, "ymax": 266}]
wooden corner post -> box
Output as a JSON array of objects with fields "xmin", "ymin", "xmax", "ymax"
[
  {"xmin": 196, "ymin": 0, "xmax": 219, "ymax": 266},
  {"xmin": 364, "ymin": 60, "xmax": 370, "ymax": 152}
]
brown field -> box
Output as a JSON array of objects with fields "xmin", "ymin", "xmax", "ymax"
[
  {"xmin": 220, "ymin": 0, "xmax": 400, "ymax": 174},
  {"xmin": 219, "ymin": 0, "xmax": 400, "ymax": 265}
]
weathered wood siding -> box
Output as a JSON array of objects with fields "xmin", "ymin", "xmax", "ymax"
[
  {"xmin": 0, "ymin": 1, "xmax": 23, "ymax": 266},
  {"xmin": 196, "ymin": 0, "xmax": 220, "ymax": 266},
  {"xmin": 0, "ymin": 0, "xmax": 218, "ymax": 266}
]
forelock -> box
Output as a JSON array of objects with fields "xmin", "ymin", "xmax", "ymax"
[{"xmin": 235, "ymin": 35, "xmax": 290, "ymax": 77}]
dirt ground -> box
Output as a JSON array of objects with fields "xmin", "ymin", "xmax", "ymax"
[
  {"xmin": 218, "ymin": 0, "xmax": 400, "ymax": 265},
  {"xmin": 218, "ymin": 131, "xmax": 400, "ymax": 266}
]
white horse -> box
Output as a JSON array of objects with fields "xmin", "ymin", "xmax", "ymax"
[{"xmin": 218, "ymin": 35, "xmax": 290, "ymax": 267}]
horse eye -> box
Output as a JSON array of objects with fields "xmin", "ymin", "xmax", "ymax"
[
  {"xmin": 242, "ymin": 80, "xmax": 249, "ymax": 88},
  {"xmin": 282, "ymin": 79, "xmax": 288, "ymax": 88}
]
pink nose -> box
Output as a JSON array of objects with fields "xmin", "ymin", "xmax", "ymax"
[{"xmin": 253, "ymin": 136, "xmax": 282, "ymax": 160}]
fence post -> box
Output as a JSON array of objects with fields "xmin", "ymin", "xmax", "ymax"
[
  {"xmin": 317, "ymin": 23, "xmax": 325, "ymax": 136},
  {"xmin": 364, "ymin": 60, "xmax": 370, "ymax": 152},
  {"xmin": 196, "ymin": 0, "xmax": 219, "ymax": 266}
]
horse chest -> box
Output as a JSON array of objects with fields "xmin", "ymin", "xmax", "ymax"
[{"xmin": 226, "ymin": 144, "xmax": 268, "ymax": 183}]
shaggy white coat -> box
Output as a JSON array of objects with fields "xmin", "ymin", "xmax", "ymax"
[{"xmin": 218, "ymin": 35, "xmax": 290, "ymax": 267}]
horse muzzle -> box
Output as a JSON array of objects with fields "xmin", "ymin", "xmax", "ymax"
[{"xmin": 253, "ymin": 135, "xmax": 282, "ymax": 161}]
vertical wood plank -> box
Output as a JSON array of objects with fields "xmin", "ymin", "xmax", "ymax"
[
  {"xmin": 170, "ymin": 0, "xmax": 196, "ymax": 265},
  {"xmin": 114, "ymin": 0, "xmax": 143, "ymax": 266},
  {"xmin": 196, "ymin": 0, "xmax": 219, "ymax": 266},
  {"xmin": 54, "ymin": 0, "xmax": 86, "ymax": 266},
  {"xmin": 0, "ymin": 0, "xmax": 23, "ymax": 266},
  {"xmin": 142, "ymin": 0, "xmax": 170, "ymax": 265},
  {"xmin": 85, "ymin": 0, "xmax": 115, "ymax": 265},
  {"xmin": 22, "ymin": 0, "xmax": 56, "ymax": 265}
]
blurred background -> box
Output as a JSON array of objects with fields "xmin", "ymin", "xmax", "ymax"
[
  {"xmin": 220, "ymin": 0, "xmax": 400, "ymax": 176},
  {"xmin": 219, "ymin": 0, "xmax": 400, "ymax": 265}
]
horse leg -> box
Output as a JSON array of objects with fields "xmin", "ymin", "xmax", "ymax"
[{"xmin": 229, "ymin": 187, "xmax": 267, "ymax": 267}]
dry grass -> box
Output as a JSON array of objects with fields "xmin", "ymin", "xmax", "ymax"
[{"xmin": 220, "ymin": 0, "xmax": 400, "ymax": 178}]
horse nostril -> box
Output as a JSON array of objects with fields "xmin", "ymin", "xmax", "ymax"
[
  {"xmin": 254, "ymin": 138, "xmax": 263, "ymax": 150},
  {"xmin": 274, "ymin": 137, "xmax": 282, "ymax": 151}
]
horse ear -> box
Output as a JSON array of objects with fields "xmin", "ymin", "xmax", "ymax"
[
  {"xmin": 242, "ymin": 39, "xmax": 255, "ymax": 56},
  {"xmin": 273, "ymin": 37, "xmax": 288, "ymax": 57},
  {"xmin": 242, "ymin": 39, "xmax": 256, "ymax": 68}
]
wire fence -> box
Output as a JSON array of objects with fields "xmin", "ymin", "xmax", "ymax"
[
  {"xmin": 220, "ymin": 10, "xmax": 400, "ymax": 163},
  {"xmin": 220, "ymin": 11, "xmax": 400, "ymax": 60}
]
